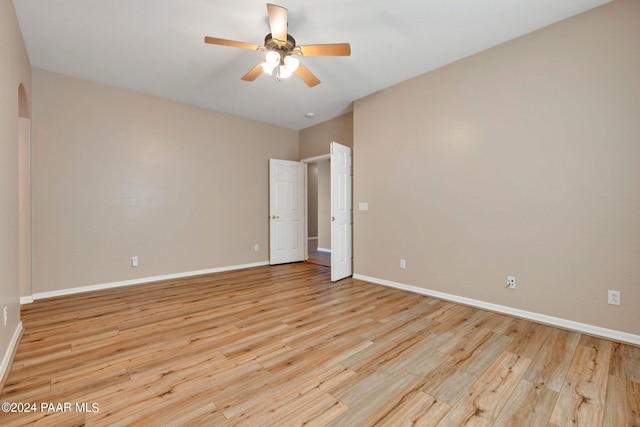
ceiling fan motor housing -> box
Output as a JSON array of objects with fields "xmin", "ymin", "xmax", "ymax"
[{"xmin": 265, "ymin": 33, "xmax": 297, "ymax": 55}]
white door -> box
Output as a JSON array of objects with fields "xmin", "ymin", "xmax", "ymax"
[
  {"xmin": 269, "ymin": 159, "xmax": 305, "ymax": 265},
  {"xmin": 330, "ymin": 142, "xmax": 352, "ymax": 281}
]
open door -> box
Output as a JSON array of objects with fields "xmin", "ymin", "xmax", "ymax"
[
  {"xmin": 269, "ymin": 159, "xmax": 305, "ymax": 265},
  {"xmin": 330, "ymin": 142, "xmax": 352, "ymax": 281}
]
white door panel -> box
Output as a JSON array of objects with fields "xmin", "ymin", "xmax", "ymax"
[
  {"xmin": 269, "ymin": 159, "xmax": 305, "ymax": 265},
  {"xmin": 331, "ymin": 142, "xmax": 352, "ymax": 281}
]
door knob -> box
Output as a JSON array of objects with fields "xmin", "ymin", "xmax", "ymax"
[{"xmin": 271, "ymin": 215, "xmax": 279, "ymax": 219}]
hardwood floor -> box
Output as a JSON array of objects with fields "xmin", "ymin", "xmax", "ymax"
[
  {"xmin": 1, "ymin": 263, "xmax": 638, "ymax": 426},
  {"xmin": 307, "ymin": 238, "xmax": 331, "ymax": 267}
]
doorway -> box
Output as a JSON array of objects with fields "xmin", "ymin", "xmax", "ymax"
[
  {"xmin": 305, "ymin": 159, "xmax": 330, "ymax": 267},
  {"xmin": 269, "ymin": 142, "xmax": 352, "ymax": 281}
]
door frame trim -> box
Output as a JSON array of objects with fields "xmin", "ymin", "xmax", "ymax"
[{"xmin": 301, "ymin": 154, "xmax": 330, "ymax": 163}]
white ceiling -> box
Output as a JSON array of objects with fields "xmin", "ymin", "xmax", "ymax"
[{"xmin": 13, "ymin": 0, "xmax": 611, "ymax": 130}]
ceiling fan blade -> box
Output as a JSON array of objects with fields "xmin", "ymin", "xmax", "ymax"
[
  {"xmin": 294, "ymin": 63, "xmax": 320, "ymax": 87},
  {"xmin": 297, "ymin": 43, "xmax": 351, "ymax": 57},
  {"xmin": 267, "ymin": 4, "xmax": 288, "ymax": 43},
  {"xmin": 242, "ymin": 62, "xmax": 265, "ymax": 81},
  {"xmin": 204, "ymin": 36, "xmax": 263, "ymax": 51}
]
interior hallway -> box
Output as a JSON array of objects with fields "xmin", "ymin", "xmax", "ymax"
[{"xmin": 307, "ymin": 238, "xmax": 331, "ymax": 267}]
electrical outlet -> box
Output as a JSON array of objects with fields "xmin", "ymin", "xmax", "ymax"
[
  {"xmin": 608, "ymin": 290, "xmax": 621, "ymax": 306},
  {"xmin": 132, "ymin": 256, "xmax": 139, "ymax": 267},
  {"xmin": 3, "ymin": 306, "xmax": 7, "ymax": 326},
  {"xmin": 400, "ymin": 259, "xmax": 406, "ymax": 269},
  {"xmin": 506, "ymin": 276, "xmax": 516, "ymax": 289},
  {"xmin": 254, "ymin": 244, "xmax": 259, "ymax": 252}
]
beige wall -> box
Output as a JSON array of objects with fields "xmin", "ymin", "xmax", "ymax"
[
  {"xmin": 299, "ymin": 112, "xmax": 353, "ymax": 159},
  {"xmin": 31, "ymin": 69, "xmax": 298, "ymax": 294},
  {"xmin": 0, "ymin": 0, "xmax": 31, "ymax": 373},
  {"xmin": 354, "ymin": 0, "xmax": 640, "ymax": 336}
]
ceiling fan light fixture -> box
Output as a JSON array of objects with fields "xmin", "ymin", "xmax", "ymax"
[
  {"xmin": 265, "ymin": 50, "xmax": 280, "ymax": 66},
  {"xmin": 284, "ymin": 55, "xmax": 299, "ymax": 72},
  {"xmin": 278, "ymin": 64, "xmax": 293, "ymax": 79},
  {"xmin": 261, "ymin": 61, "xmax": 276, "ymax": 75}
]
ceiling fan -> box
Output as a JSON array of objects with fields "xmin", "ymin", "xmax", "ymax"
[{"xmin": 204, "ymin": 3, "xmax": 351, "ymax": 87}]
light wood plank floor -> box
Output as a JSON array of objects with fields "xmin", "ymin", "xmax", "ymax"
[
  {"xmin": 1, "ymin": 263, "xmax": 638, "ymax": 426},
  {"xmin": 307, "ymin": 239, "xmax": 331, "ymax": 267}
]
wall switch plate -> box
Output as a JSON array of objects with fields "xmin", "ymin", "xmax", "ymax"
[
  {"xmin": 506, "ymin": 276, "xmax": 516, "ymax": 289},
  {"xmin": 400, "ymin": 259, "xmax": 406, "ymax": 269},
  {"xmin": 132, "ymin": 256, "xmax": 139, "ymax": 267},
  {"xmin": 358, "ymin": 202, "xmax": 369, "ymax": 211},
  {"xmin": 608, "ymin": 290, "xmax": 621, "ymax": 305}
]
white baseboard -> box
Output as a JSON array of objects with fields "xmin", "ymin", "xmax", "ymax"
[
  {"xmin": 353, "ymin": 274, "xmax": 640, "ymax": 346},
  {"xmin": 20, "ymin": 295, "xmax": 34, "ymax": 305},
  {"xmin": 0, "ymin": 322, "xmax": 23, "ymax": 389},
  {"xmin": 25, "ymin": 261, "xmax": 270, "ymax": 302},
  {"xmin": 317, "ymin": 247, "xmax": 331, "ymax": 253}
]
